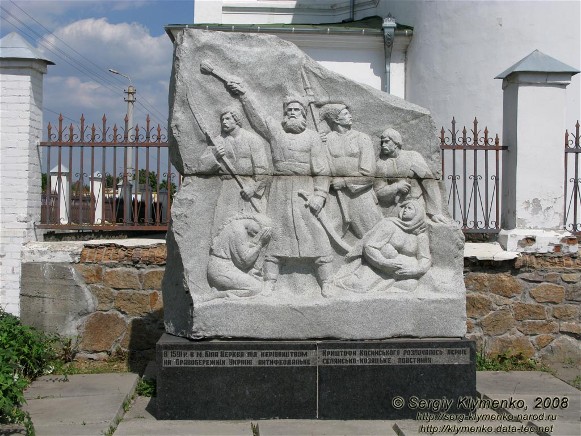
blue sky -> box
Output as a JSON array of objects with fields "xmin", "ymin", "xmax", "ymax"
[{"xmin": 1, "ymin": 1, "xmax": 194, "ymax": 134}]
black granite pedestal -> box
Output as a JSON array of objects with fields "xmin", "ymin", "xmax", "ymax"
[{"xmin": 156, "ymin": 334, "xmax": 476, "ymax": 420}]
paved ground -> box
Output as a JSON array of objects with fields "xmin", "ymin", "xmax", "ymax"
[{"xmin": 6, "ymin": 370, "xmax": 579, "ymax": 436}]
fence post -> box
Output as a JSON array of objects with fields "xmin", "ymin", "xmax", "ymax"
[
  {"xmin": 496, "ymin": 50, "xmax": 579, "ymax": 252},
  {"xmin": 0, "ymin": 33, "xmax": 54, "ymax": 315}
]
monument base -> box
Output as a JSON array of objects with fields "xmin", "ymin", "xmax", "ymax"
[{"xmin": 156, "ymin": 334, "xmax": 476, "ymax": 420}]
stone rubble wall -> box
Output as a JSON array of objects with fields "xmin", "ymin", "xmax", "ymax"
[
  {"xmin": 465, "ymin": 254, "xmax": 581, "ymax": 366},
  {"xmin": 20, "ymin": 242, "xmax": 580, "ymax": 365},
  {"xmin": 20, "ymin": 242, "xmax": 166, "ymax": 361}
]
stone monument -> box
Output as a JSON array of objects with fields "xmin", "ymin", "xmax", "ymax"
[{"xmin": 159, "ymin": 28, "xmax": 474, "ymax": 419}]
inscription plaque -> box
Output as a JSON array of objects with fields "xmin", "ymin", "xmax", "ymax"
[
  {"xmin": 156, "ymin": 334, "xmax": 476, "ymax": 420},
  {"xmin": 161, "ymin": 347, "xmax": 470, "ymax": 367}
]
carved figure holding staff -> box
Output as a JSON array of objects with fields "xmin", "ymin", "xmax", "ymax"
[
  {"xmin": 218, "ymin": 76, "xmax": 335, "ymax": 293},
  {"xmin": 320, "ymin": 103, "xmax": 383, "ymax": 238},
  {"xmin": 197, "ymin": 107, "xmax": 271, "ymax": 225}
]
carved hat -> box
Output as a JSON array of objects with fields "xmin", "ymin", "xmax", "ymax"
[
  {"xmin": 381, "ymin": 128, "xmax": 403, "ymax": 147},
  {"xmin": 319, "ymin": 103, "xmax": 348, "ymax": 123}
]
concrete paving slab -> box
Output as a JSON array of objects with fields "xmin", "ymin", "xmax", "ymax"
[
  {"xmin": 257, "ymin": 420, "xmax": 398, "ymax": 435},
  {"xmin": 476, "ymin": 371, "xmax": 579, "ymax": 396},
  {"xmin": 477, "ymin": 371, "xmax": 580, "ymax": 436},
  {"xmin": 30, "ymin": 422, "xmax": 115, "ymax": 436},
  {"xmin": 22, "ymin": 373, "xmax": 138, "ymax": 436},
  {"xmin": 119, "ymin": 396, "xmax": 399, "ymax": 435},
  {"xmin": 24, "ymin": 373, "xmax": 139, "ymax": 400}
]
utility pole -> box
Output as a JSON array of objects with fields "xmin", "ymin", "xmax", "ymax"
[{"xmin": 109, "ymin": 69, "xmax": 136, "ymax": 224}]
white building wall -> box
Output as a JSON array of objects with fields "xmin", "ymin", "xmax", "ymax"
[
  {"xmin": 376, "ymin": 0, "xmax": 580, "ymax": 132},
  {"xmin": 0, "ymin": 60, "xmax": 46, "ymax": 315},
  {"xmin": 193, "ymin": 1, "xmax": 580, "ymax": 133}
]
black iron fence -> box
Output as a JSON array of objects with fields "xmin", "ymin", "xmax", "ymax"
[
  {"xmin": 39, "ymin": 114, "xmax": 578, "ymax": 237},
  {"xmin": 439, "ymin": 118, "xmax": 506, "ymax": 233},
  {"xmin": 39, "ymin": 114, "xmax": 179, "ymax": 231},
  {"xmin": 564, "ymin": 121, "xmax": 581, "ymax": 235}
]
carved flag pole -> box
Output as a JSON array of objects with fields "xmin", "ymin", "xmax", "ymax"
[{"xmin": 185, "ymin": 91, "xmax": 260, "ymax": 212}]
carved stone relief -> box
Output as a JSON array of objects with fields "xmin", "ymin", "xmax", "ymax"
[{"xmin": 163, "ymin": 29, "xmax": 466, "ymax": 340}]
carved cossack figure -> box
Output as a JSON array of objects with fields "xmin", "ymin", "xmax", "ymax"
[
  {"xmin": 320, "ymin": 104, "xmax": 382, "ymax": 238},
  {"xmin": 207, "ymin": 213, "xmax": 272, "ymax": 296},
  {"xmin": 375, "ymin": 128, "xmax": 447, "ymax": 223},
  {"xmin": 226, "ymin": 81, "xmax": 335, "ymax": 291},
  {"xmin": 331, "ymin": 199, "xmax": 432, "ymax": 295},
  {"xmin": 198, "ymin": 108, "xmax": 271, "ymax": 228}
]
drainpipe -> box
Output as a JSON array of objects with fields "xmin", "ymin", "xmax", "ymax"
[{"xmin": 382, "ymin": 14, "xmax": 396, "ymax": 94}]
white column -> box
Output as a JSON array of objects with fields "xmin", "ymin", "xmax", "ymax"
[
  {"xmin": 50, "ymin": 164, "xmax": 69, "ymax": 224},
  {"xmin": 498, "ymin": 53, "xmax": 579, "ymax": 253},
  {"xmin": 0, "ymin": 49, "xmax": 52, "ymax": 315},
  {"xmin": 91, "ymin": 171, "xmax": 103, "ymax": 224}
]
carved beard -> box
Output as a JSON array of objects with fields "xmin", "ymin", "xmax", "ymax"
[{"xmin": 282, "ymin": 116, "xmax": 307, "ymax": 134}]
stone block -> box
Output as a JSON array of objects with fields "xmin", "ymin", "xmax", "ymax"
[
  {"xmin": 114, "ymin": 291, "xmax": 152, "ymax": 316},
  {"xmin": 78, "ymin": 312, "xmax": 127, "ymax": 353},
  {"xmin": 162, "ymin": 29, "xmax": 466, "ymax": 340},
  {"xmin": 74, "ymin": 264, "xmax": 103, "ymax": 284},
  {"xmin": 486, "ymin": 336, "xmax": 535, "ymax": 359},
  {"xmin": 534, "ymin": 334, "xmax": 555, "ymax": 349},
  {"xmin": 488, "ymin": 274, "xmax": 523, "ymax": 297},
  {"xmin": 142, "ymin": 269, "xmax": 164, "ymax": 290},
  {"xmin": 89, "ymin": 284, "xmax": 115, "ymax": 311},
  {"xmin": 103, "ymin": 268, "xmax": 141, "ymax": 290},
  {"xmin": 539, "ymin": 336, "xmax": 581, "ymax": 366},
  {"xmin": 565, "ymin": 285, "xmax": 581, "ymax": 302},
  {"xmin": 516, "ymin": 320, "xmax": 558, "ymax": 335},
  {"xmin": 519, "ymin": 272, "xmax": 545, "ymax": 283},
  {"xmin": 488, "ymin": 294, "xmax": 514, "ymax": 306},
  {"xmin": 480, "ymin": 309, "xmax": 515, "ymax": 335},
  {"xmin": 121, "ymin": 318, "xmax": 164, "ymax": 351},
  {"xmin": 561, "ymin": 273, "xmax": 580, "ymax": 283},
  {"xmin": 20, "ymin": 263, "xmax": 96, "ymax": 337},
  {"xmin": 530, "ymin": 283, "xmax": 565, "ymax": 303},
  {"xmin": 466, "ymin": 294, "xmax": 493, "ymax": 318},
  {"xmin": 464, "ymin": 272, "xmax": 489, "ymax": 292},
  {"xmin": 559, "ymin": 322, "xmax": 581, "ymax": 335},
  {"xmin": 551, "ymin": 305, "xmax": 579, "ymax": 320},
  {"xmin": 149, "ymin": 291, "xmax": 164, "ymax": 313},
  {"xmin": 465, "ymin": 273, "xmax": 522, "ymax": 297},
  {"xmin": 513, "ymin": 303, "xmax": 546, "ymax": 320},
  {"xmin": 466, "ymin": 319, "xmax": 475, "ymax": 333}
]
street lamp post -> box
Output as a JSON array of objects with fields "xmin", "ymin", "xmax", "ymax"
[{"xmin": 109, "ymin": 69, "xmax": 136, "ymax": 224}]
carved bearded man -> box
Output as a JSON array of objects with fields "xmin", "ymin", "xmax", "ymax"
[
  {"xmin": 320, "ymin": 103, "xmax": 382, "ymax": 238},
  {"xmin": 198, "ymin": 108, "xmax": 270, "ymax": 228},
  {"xmin": 226, "ymin": 81, "xmax": 334, "ymax": 292}
]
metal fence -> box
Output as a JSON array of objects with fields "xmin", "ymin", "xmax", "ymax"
[
  {"xmin": 439, "ymin": 118, "xmax": 507, "ymax": 233},
  {"xmin": 40, "ymin": 114, "xmax": 578, "ymax": 237},
  {"xmin": 564, "ymin": 121, "xmax": 581, "ymax": 235},
  {"xmin": 39, "ymin": 114, "xmax": 179, "ymax": 231}
]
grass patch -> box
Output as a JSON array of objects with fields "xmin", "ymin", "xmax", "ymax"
[
  {"xmin": 0, "ymin": 308, "xmax": 59, "ymax": 435},
  {"xmin": 136, "ymin": 378, "xmax": 156, "ymax": 397},
  {"xmin": 476, "ymin": 350, "xmax": 547, "ymax": 372}
]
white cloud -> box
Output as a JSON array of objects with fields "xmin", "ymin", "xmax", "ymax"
[{"xmin": 39, "ymin": 17, "xmax": 172, "ymax": 131}]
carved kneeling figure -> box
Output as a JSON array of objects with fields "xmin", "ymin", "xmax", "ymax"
[
  {"xmin": 331, "ymin": 200, "xmax": 432, "ymax": 295},
  {"xmin": 207, "ymin": 214, "xmax": 272, "ymax": 297}
]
